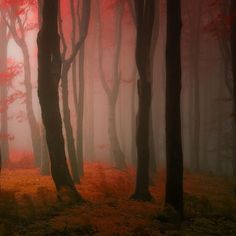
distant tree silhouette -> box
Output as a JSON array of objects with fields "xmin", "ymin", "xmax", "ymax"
[
  {"xmin": 230, "ymin": 0, "xmax": 236, "ymax": 177},
  {"xmin": 165, "ymin": 0, "xmax": 184, "ymax": 217},
  {"xmin": 0, "ymin": 16, "xmax": 9, "ymax": 165},
  {"xmin": 2, "ymin": 0, "xmax": 41, "ymax": 166},
  {"xmin": 96, "ymin": 0, "xmax": 126, "ymax": 169}
]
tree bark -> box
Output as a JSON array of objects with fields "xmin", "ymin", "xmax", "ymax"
[
  {"xmin": 40, "ymin": 125, "xmax": 50, "ymax": 175},
  {"xmin": 77, "ymin": 43, "xmax": 85, "ymax": 176},
  {"xmin": 37, "ymin": 0, "xmax": 83, "ymax": 202},
  {"xmin": 61, "ymin": 66, "xmax": 80, "ymax": 183},
  {"xmin": 230, "ymin": 0, "xmax": 236, "ymax": 177},
  {"xmin": 131, "ymin": 0, "xmax": 155, "ymax": 201},
  {"xmin": 187, "ymin": 0, "xmax": 202, "ymax": 171},
  {"xmin": 58, "ymin": 0, "xmax": 91, "ymax": 181},
  {"xmin": 165, "ymin": 0, "xmax": 184, "ymax": 216}
]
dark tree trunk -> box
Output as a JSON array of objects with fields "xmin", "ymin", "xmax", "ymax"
[
  {"xmin": 40, "ymin": 125, "xmax": 50, "ymax": 175},
  {"xmin": 149, "ymin": 114, "xmax": 157, "ymax": 185},
  {"xmin": 131, "ymin": 78, "xmax": 137, "ymax": 166},
  {"xmin": 189, "ymin": 1, "xmax": 202, "ymax": 171},
  {"xmin": 230, "ymin": 0, "xmax": 236, "ymax": 177},
  {"xmin": 37, "ymin": 0, "xmax": 82, "ymax": 202},
  {"xmin": 61, "ymin": 66, "xmax": 80, "ymax": 183},
  {"xmin": 0, "ymin": 19, "xmax": 9, "ymax": 165},
  {"xmin": 58, "ymin": 0, "xmax": 91, "ymax": 181},
  {"xmin": 131, "ymin": 0, "xmax": 155, "ymax": 201},
  {"xmin": 70, "ymin": 0, "xmax": 78, "ymax": 116},
  {"xmin": 0, "ymin": 146, "xmax": 1, "ymax": 189},
  {"xmin": 165, "ymin": 0, "xmax": 184, "ymax": 216}
]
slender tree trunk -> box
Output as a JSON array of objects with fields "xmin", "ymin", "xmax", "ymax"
[
  {"xmin": 58, "ymin": 0, "xmax": 90, "ymax": 180},
  {"xmin": 37, "ymin": 0, "xmax": 82, "ymax": 202},
  {"xmin": 127, "ymin": 0, "xmax": 137, "ymax": 166},
  {"xmin": 70, "ymin": 0, "xmax": 78, "ymax": 116},
  {"xmin": 230, "ymin": 0, "xmax": 236, "ymax": 177},
  {"xmin": 61, "ymin": 66, "xmax": 80, "ymax": 183},
  {"xmin": 149, "ymin": 0, "xmax": 159, "ymax": 178},
  {"xmin": 108, "ymin": 97, "xmax": 126, "ymax": 169},
  {"xmin": 21, "ymin": 42, "xmax": 41, "ymax": 167},
  {"xmin": 149, "ymin": 114, "xmax": 157, "ymax": 184},
  {"xmin": 190, "ymin": 1, "xmax": 202, "ymax": 171},
  {"xmin": 96, "ymin": 0, "xmax": 126, "ymax": 169},
  {"xmin": 84, "ymin": 26, "xmax": 95, "ymax": 161},
  {"xmin": 165, "ymin": 0, "xmax": 184, "ymax": 217},
  {"xmin": 0, "ymin": 19, "xmax": 9, "ymax": 165},
  {"xmin": 131, "ymin": 76, "xmax": 137, "ymax": 165},
  {"xmin": 77, "ymin": 44, "xmax": 85, "ymax": 176},
  {"xmin": 201, "ymin": 77, "xmax": 210, "ymax": 172},
  {"xmin": 4, "ymin": 14, "xmax": 42, "ymax": 167},
  {"xmin": 131, "ymin": 0, "xmax": 155, "ymax": 201}
]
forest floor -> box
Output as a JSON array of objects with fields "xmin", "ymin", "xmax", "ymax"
[{"xmin": 0, "ymin": 155, "xmax": 236, "ymax": 235}]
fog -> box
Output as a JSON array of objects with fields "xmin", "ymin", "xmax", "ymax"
[
  {"xmin": 0, "ymin": 0, "xmax": 235, "ymax": 176},
  {"xmin": 1, "ymin": 1, "xmax": 236, "ymax": 233}
]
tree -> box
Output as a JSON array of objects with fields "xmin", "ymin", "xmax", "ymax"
[
  {"xmin": 187, "ymin": 0, "xmax": 203, "ymax": 171},
  {"xmin": 37, "ymin": 0, "xmax": 83, "ymax": 202},
  {"xmin": 2, "ymin": 0, "xmax": 41, "ymax": 167},
  {"xmin": 36, "ymin": 0, "xmax": 50, "ymax": 175},
  {"xmin": 230, "ymin": 0, "xmax": 236, "ymax": 177},
  {"xmin": 131, "ymin": 0, "xmax": 155, "ymax": 200},
  {"xmin": 58, "ymin": 0, "xmax": 91, "ymax": 182},
  {"xmin": 96, "ymin": 0, "xmax": 126, "ymax": 169},
  {"xmin": 0, "ymin": 16, "xmax": 10, "ymax": 165},
  {"xmin": 165, "ymin": 0, "xmax": 184, "ymax": 216}
]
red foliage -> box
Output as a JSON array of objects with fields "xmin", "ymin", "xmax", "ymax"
[
  {"xmin": 0, "ymin": 90, "xmax": 26, "ymax": 113},
  {"xmin": 0, "ymin": 60, "xmax": 23, "ymax": 86},
  {"xmin": 1, "ymin": 0, "xmax": 38, "ymax": 34}
]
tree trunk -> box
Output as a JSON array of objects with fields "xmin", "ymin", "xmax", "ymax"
[
  {"xmin": 165, "ymin": 0, "xmax": 184, "ymax": 217},
  {"xmin": 131, "ymin": 0, "xmax": 155, "ymax": 201},
  {"xmin": 58, "ymin": 0, "xmax": 90, "ymax": 181},
  {"xmin": 21, "ymin": 42, "xmax": 41, "ymax": 167},
  {"xmin": 0, "ymin": 19, "xmax": 9, "ymax": 165},
  {"xmin": 77, "ymin": 43, "xmax": 85, "ymax": 176},
  {"xmin": 149, "ymin": 114, "xmax": 157, "ymax": 185},
  {"xmin": 231, "ymin": 0, "xmax": 236, "ymax": 177},
  {"xmin": 131, "ymin": 68, "xmax": 137, "ymax": 165},
  {"xmin": 61, "ymin": 66, "xmax": 80, "ymax": 183},
  {"xmin": 70, "ymin": 0, "xmax": 78, "ymax": 116},
  {"xmin": 40, "ymin": 125, "xmax": 50, "ymax": 175},
  {"xmin": 37, "ymin": 0, "xmax": 82, "ymax": 202},
  {"xmin": 189, "ymin": 0, "xmax": 202, "ymax": 171},
  {"xmin": 108, "ymin": 98, "xmax": 126, "ymax": 169},
  {"xmin": 96, "ymin": 0, "xmax": 126, "ymax": 169}
]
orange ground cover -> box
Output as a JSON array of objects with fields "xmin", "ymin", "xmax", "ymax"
[{"xmin": 0, "ymin": 155, "xmax": 235, "ymax": 235}]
